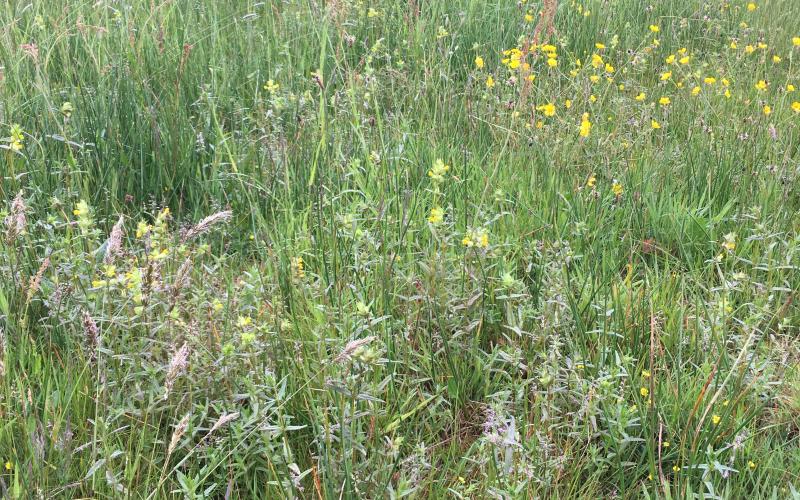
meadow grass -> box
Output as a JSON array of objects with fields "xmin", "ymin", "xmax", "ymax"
[{"xmin": 0, "ymin": 0, "xmax": 799, "ymax": 497}]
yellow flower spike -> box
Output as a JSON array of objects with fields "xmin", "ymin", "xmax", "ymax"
[
  {"xmin": 579, "ymin": 113, "xmax": 592, "ymax": 137},
  {"xmin": 427, "ymin": 206, "xmax": 444, "ymax": 225}
]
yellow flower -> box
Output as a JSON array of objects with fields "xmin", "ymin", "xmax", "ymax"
[
  {"xmin": 547, "ymin": 57, "xmax": 558, "ymax": 68},
  {"xmin": 8, "ymin": 123, "xmax": 24, "ymax": 151},
  {"xmin": 635, "ymin": 92, "xmax": 646, "ymax": 101},
  {"xmin": 237, "ymin": 315, "xmax": 253, "ymax": 328},
  {"xmin": 763, "ymin": 104, "xmax": 771, "ymax": 115},
  {"xmin": 651, "ymin": 119, "xmax": 661, "ymax": 129},
  {"xmin": 773, "ymin": 55, "xmax": 782, "ymax": 63},
  {"xmin": 642, "ymin": 369, "xmax": 651, "ymax": 378},
  {"xmin": 436, "ymin": 26, "xmax": 449, "ymax": 39},
  {"xmin": 474, "ymin": 56, "xmax": 484, "ymax": 69},
  {"xmin": 794, "ymin": 37, "xmax": 800, "ymax": 46},
  {"xmin": 291, "ymin": 256, "xmax": 305, "ymax": 278},
  {"xmin": 565, "ymin": 99, "xmax": 572, "ymax": 109},
  {"xmin": 640, "ymin": 387, "xmax": 649, "ymax": 397},
  {"xmin": 748, "ymin": 461, "xmax": 757, "ymax": 470},
  {"xmin": 730, "ymin": 41, "xmax": 738, "ymax": 49},
  {"xmin": 673, "ymin": 465, "xmax": 680, "ymax": 473},
  {"xmin": 660, "ymin": 71, "xmax": 672, "ymax": 81},
  {"xmin": 589, "ymin": 94, "xmax": 597, "ymax": 103},
  {"xmin": 755, "ymin": 80, "xmax": 768, "ymax": 91},
  {"xmin": 263, "ymin": 79, "xmax": 279, "ymax": 93},
  {"xmin": 665, "ymin": 54, "xmax": 676, "ymax": 64},
  {"xmin": 579, "ymin": 113, "xmax": 592, "ymax": 137},
  {"xmin": 679, "ymin": 56, "xmax": 690, "ymax": 64},
  {"xmin": 486, "ymin": 75, "xmax": 495, "ymax": 88},
  {"xmin": 649, "ymin": 25, "xmax": 660, "ymax": 33},
  {"xmin": 722, "ymin": 233, "xmax": 736, "ymax": 251},
  {"xmin": 591, "ymin": 53, "xmax": 603, "ymax": 68},
  {"xmin": 659, "ymin": 96, "xmax": 671, "ymax": 106},
  {"xmin": 590, "ymin": 74, "xmax": 600, "ymax": 83},
  {"xmin": 704, "ymin": 76, "xmax": 716, "ymax": 84},
  {"xmin": 611, "ymin": 181, "xmax": 624, "ymax": 197},
  {"xmin": 747, "ymin": 2, "xmax": 756, "ymax": 11},
  {"xmin": 692, "ymin": 86, "xmax": 701, "ymax": 96},
  {"xmin": 792, "ymin": 101, "xmax": 800, "ymax": 113},
  {"xmin": 605, "ymin": 63, "xmax": 614, "ymax": 73},
  {"xmin": 586, "ymin": 174, "xmax": 596, "ymax": 189},
  {"xmin": 428, "ymin": 159, "xmax": 450, "ymax": 183},
  {"xmin": 663, "ymin": 441, "xmax": 670, "ymax": 447},
  {"xmin": 745, "ymin": 44, "xmax": 755, "ymax": 54},
  {"xmin": 462, "ymin": 228, "xmax": 489, "ymax": 249},
  {"xmin": 4, "ymin": 461, "xmax": 11, "ymax": 471},
  {"xmin": 788, "ymin": 84, "xmax": 796, "ymax": 92},
  {"xmin": 595, "ymin": 42, "xmax": 606, "ymax": 49},
  {"xmin": 428, "ymin": 206, "xmax": 444, "ymax": 225},
  {"xmin": 61, "ymin": 101, "xmax": 74, "ymax": 118},
  {"xmin": 537, "ymin": 103, "xmax": 556, "ymax": 117},
  {"xmin": 712, "ymin": 414, "xmax": 721, "ymax": 425},
  {"xmin": 525, "ymin": 13, "xmax": 534, "ymax": 23}
]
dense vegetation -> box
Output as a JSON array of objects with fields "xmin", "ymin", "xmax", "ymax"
[{"xmin": 1, "ymin": 0, "xmax": 798, "ymax": 497}]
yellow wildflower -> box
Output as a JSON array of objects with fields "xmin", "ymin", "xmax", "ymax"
[
  {"xmin": 428, "ymin": 206, "xmax": 444, "ymax": 225},
  {"xmin": 428, "ymin": 159, "xmax": 450, "ymax": 183},
  {"xmin": 537, "ymin": 103, "xmax": 556, "ymax": 117},
  {"xmin": 579, "ymin": 113, "xmax": 592, "ymax": 137}
]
